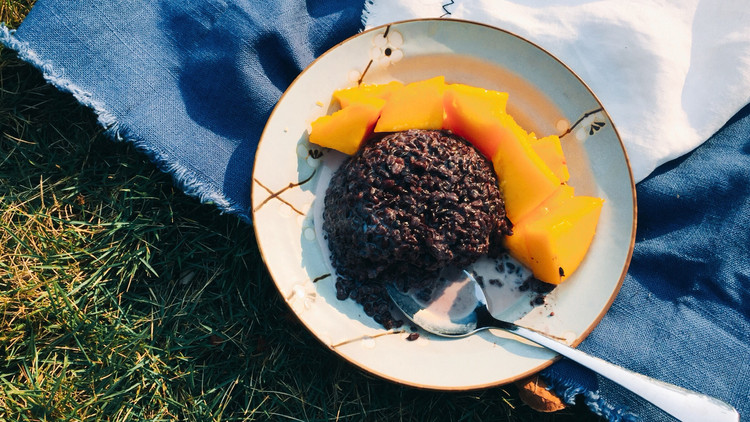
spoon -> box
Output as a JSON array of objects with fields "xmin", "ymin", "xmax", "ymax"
[{"xmin": 386, "ymin": 268, "xmax": 739, "ymax": 422}]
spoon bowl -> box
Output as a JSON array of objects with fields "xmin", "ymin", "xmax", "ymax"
[
  {"xmin": 386, "ymin": 267, "xmax": 512, "ymax": 338},
  {"xmin": 387, "ymin": 269, "xmax": 739, "ymax": 422}
]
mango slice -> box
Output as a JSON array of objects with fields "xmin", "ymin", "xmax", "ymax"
[
  {"xmin": 444, "ymin": 83, "xmax": 508, "ymax": 115},
  {"xmin": 308, "ymin": 97, "xmax": 386, "ymax": 155},
  {"xmin": 504, "ymin": 185, "xmax": 575, "ymax": 267},
  {"xmin": 491, "ymin": 114, "xmax": 563, "ymax": 223},
  {"xmin": 523, "ymin": 195, "xmax": 604, "ymax": 284},
  {"xmin": 443, "ymin": 84, "xmax": 509, "ymax": 159},
  {"xmin": 531, "ymin": 135, "xmax": 570, "ymax": 183},
  {"xmin": 374, "ymin": 76, "xmax": 445, "ymax": 132},
  {"xmin": 333, "ymin": 81, "xmax": 404, "ymax": 108},
  {"xmin": 444, "ymin": 89, "xmax": 561, "ymax": 223}
]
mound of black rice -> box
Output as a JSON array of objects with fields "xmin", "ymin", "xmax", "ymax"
[{"xmin": 323, "ymin": 129, "xmax": 512, "ymax": 328}]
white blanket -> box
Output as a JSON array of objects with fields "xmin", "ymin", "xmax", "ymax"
[{"xmin": 362, "ymin": 0, "xmax": 750, "ymax": 182}]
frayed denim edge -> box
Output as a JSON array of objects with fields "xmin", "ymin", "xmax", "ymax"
[
  {"xmin": 541, "ymin": 368, "xmax": 641, "ymax": 422},
  {"xmin": 360, "ymin": 0, "xmax": 454, "ymax": 29},
  {"xmin": 360, "ymin": 0, "xmax": 376, "ymax": 29},
  {"xmin": 0, "ymin": 25, "xmax": 252, "ymax": 224}
]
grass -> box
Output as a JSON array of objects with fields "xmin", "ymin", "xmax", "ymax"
[{"xmin": 0, "ymin": 3, "xmax": 603, "ymax": 421}]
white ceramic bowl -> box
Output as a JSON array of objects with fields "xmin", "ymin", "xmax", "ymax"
[{"xmin": 251, "ymin": 19, "xmax": 636, "ymax": 389}]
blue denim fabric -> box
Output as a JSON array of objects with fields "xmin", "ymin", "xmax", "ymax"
[
  {"xmin": 1, "ymin": 0, "xmax": 365, "ymax": 221},
  {"xmin": 541, "ymin": 104, "xmax": 750, "ymax": 421},
  {"xmin": 2, "ymin": 2, "xmax": 748, "ymax": 421}
]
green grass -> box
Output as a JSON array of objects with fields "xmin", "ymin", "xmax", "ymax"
[{"xmin": 0, "ymin": 3, "xmax": 603, "ymax": 420}]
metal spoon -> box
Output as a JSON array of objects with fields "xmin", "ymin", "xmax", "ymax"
[{"xmin": 386, "ymin": 269, "xmax": 739, "ymax": 422}]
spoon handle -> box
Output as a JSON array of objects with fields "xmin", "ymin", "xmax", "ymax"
[{"xmin": 507, "ymin": 324, "xmax": 739, "ymax": 422}]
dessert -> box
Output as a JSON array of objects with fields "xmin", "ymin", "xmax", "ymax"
[
  {"xmin": 323, "ymin": 129, "xmax": 511, "ymax": 328},
  {"xmin": 310, "ymin": 77, "xmax": 605, "ymax": 326}
]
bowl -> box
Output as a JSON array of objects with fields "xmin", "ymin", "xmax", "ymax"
[{"xmin": 251, "ymin": 19, "xmax": 636, "ymax": 389}]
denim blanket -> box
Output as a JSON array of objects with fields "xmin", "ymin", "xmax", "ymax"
[
  {"xmin": 2, "ymin": 1, "xmax": 747, "ymax": 420},
  {"xmin": 1, "ymin": 0, "xmax": 365, "ymax": 222}
]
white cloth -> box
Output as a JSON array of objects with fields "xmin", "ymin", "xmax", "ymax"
[{"xmin": 362, "ymin": 0, "xmax": 750, "ymax": 182}]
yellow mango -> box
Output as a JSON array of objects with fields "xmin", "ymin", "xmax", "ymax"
[
  {"xmin": 531, "ymin": 135, "xmax": 570, "ymax": 183},
  {"xmin": 374, "ymin": 76, "xmax": 445, "ymax": 132},
  {"xmin": 444, "ymin": 83, "xmax": 508, "ymax": 116},
  {"xmin": 503, "ymin": 185, "xmax": 575, "ymax": 267},
  {"xmin": 443, "ymin": 88, "xmax": 561, "ymax": 223},
  {"xmin": 308, "ymin": 97, "xmax": 386, "ymax": 155},
  {"xmin": 333, "ymin": 81, "xmax": 404, "ymax": 108},
  {"xmin": 443, "ymin": 84, "xmax": 509, "ymax": 159},
  {"xmin": 523, "ymin": 196, "xmax": 604, "ymax": 284},
  {"xmin": 490, "ymin": 113, "xmax": 562, "ymax": 223}
]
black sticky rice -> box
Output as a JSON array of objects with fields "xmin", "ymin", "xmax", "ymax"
[{"xmin": 323, "ymin": 129, "xmax": 512, "ymax": 328}]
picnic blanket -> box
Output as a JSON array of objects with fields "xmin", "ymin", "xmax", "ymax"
[{"xmin": 2, "ymin": 1, "xmax": 748, "ymax": 420}]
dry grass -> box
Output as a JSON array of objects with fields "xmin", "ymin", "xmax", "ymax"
[{"xmin": 0, "ymin": 1, "xmax": 33, "ymax": 28}]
